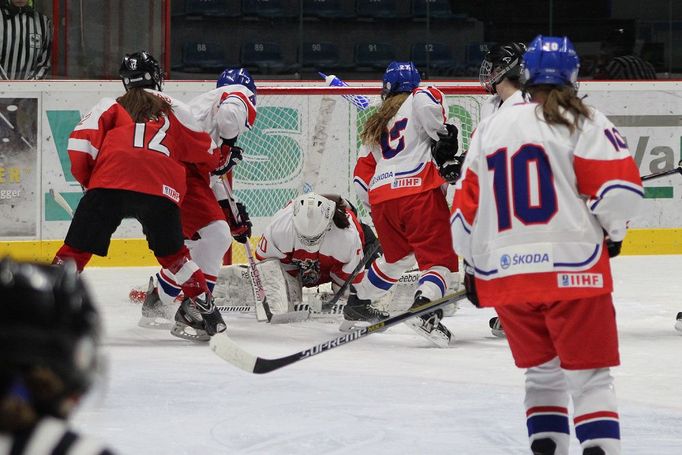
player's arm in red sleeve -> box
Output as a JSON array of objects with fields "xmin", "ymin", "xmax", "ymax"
[
  {"xmin": 573, "ymin": 111, "xmax": 644, "ymax": 242},
  {"xmin": 353, "ymin": 145, "xmax": 377, "ymax": 211},
  {"xmin": 66, "ymin": 99, "xmax": 117, "ymax": 188}
]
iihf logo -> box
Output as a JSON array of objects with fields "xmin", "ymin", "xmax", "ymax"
[{"xmin": 500, "ymin": 254, "xmax": 511, "ymax": 269}]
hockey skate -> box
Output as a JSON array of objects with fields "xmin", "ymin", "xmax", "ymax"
[
  {"xmin": 675, "ymin": 312, "xmax": 682, "ymax": 333},
  {"xmin": 489, "ymin": 316, "xmax": 506, "ymax": 338},
  {"xmin": 339, "ymin": 293, "xmax": 389, "ymax": 332},
  {"xmin": 138, "ymin": 277, "xmax": 177, "ymax": 330},
  {"xmin": 170, "ymin": 294, "xmax": 227, "ymax": 342},
  {"xmin": 403, "ymin": 292, "xmax": 455, "ymax": 348}
]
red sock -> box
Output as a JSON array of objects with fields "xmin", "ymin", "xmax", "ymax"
[
  {"xmin": 157, "ymin": 246, "xmax": 208, "ymax": 299},
  {"xmin": 53, "ymin": 244, "xmax": 92, "ymax": 272}
]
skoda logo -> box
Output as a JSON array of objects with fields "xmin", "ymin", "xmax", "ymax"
[{"xmin": 500, "ymin": 254, "xmax": 511, "ymax": 269}]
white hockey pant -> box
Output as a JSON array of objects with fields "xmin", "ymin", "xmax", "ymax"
[
  {"xmin": 157, "ymin": 220, "xmax": 231, "ymax": 305},
  {"xmin": 525, "ymin": 357, "xmax": 620, "ymax": 455}
]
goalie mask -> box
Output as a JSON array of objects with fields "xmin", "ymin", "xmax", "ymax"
[
  {"xmin": 119, "ymin": 51, "xmax": 164, "ymax": 92},
  {"xmin": 292, "ymin": 193, "xmax": 335, "ymax": 247},
  {"xmin": 521, "ymin": 35, "xmax": 580, "ymax": 88},
  {"xmin": 0, "ymin": 258, "xmax": 102, "ymax": 403},
  {"xmin": 479, "ymin": 42, "xmax": 527, "ymax": 95}
]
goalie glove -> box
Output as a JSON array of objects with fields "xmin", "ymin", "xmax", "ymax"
[
  {"xmin": 219, "ymin": 199, "xmax": 252, "ymax": 243},
  {"xmin": 431, "ymin": 123, "xmax": 464, "ymax": 184},
  {"xmin": 213, "ymin": 140, "xmax": 243, "ymax": 176}
]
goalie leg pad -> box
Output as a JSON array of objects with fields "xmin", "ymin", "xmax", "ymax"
[
  {"xmin": 256, "ymin": 259, "xmax": 302, "ymax": 314},
  {"xmin": 213, "ymin": 264, "xmax": 254, "ymax": 304}
]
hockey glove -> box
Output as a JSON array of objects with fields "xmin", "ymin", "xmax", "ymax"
[
  {"xmin": 213, "ymin": 143, "xmax": 243, "ymax": 176},
  {"xmin": 431, "ymin": 123, "xmax": 463, "ymax": 184},
  {"xmin": 220, "ymin": 199, "xmax": 252, "ymax": 243},
  {"xmin": 606, "ymin": 238, "xmax": 622, "ymax": 258},
  {"xmin": 463, "ymin": 260, "xmax": 480, "ymax": 308}
]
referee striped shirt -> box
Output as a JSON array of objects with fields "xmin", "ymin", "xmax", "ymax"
[
  {"xmin": 604, "ymin": 55, "xmax": 657, "ymax": 80},
  {"xmin": 0, "ymin": 417, "xmax": 115, "ymax": 455},
  {"xmin": 0, "ymin": 5, "xmax": 52, "ymax": 79}
]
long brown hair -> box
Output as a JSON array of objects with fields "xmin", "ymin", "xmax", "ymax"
[
  {"xmin": 321, "ymin": 194, "xmax": 351, "ymax": 229},
  {"xmin": 528, "ymin": 84, "xmax": 591, "ymax": 133},
  {"xmin": 360, "ymin": 93, "xmax": 409, "ymax": 146},
  {"xmin": 116, "ymin": 88, "xmax": 172, "ymax": 123}
]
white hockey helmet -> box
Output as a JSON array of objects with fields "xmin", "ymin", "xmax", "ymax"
[{"xmin": 292, "ymin": 192, "xmax": 335, "ymax": 246}]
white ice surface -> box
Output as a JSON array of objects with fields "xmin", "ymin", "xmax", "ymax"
[{"xmin": 72, "ymin": 256, "xmax": 682, "ymax": 454}]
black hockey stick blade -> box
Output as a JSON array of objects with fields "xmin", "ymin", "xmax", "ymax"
[
  {"xmin": 641, "ymin": 160, "xmax": 682, "ymax": 181},
  {"xmin": 209, "ymin": 289, "xmax": 467, "ymax": 374}
]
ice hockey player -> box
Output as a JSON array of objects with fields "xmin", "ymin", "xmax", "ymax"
[
  {"xmin": 52, "ymin": 51, "xmax": 227, "ymax": 340},
  {"xmin": 352, "ymin": 61, "xmax": 461, "ymax": 346},
  {"xmin": 451, "ymin": 35, "xmax": 643, "ymax": 454},
  {"xmin": 479, "ymin": 41, "xmax": 528, "ymax": 338},
  {"xmin": 139, "ymin": 67, "xmax": 256, "ymax": 340},
  {"xmin": 0, "ymin": 258, "xmax": 115, "ymax": 454},
  {"xmin": 253, "ymin": 192, "xmax": 368, "ymax": 313}
]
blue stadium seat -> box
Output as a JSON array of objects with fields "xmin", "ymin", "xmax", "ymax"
[
  {"xmin": 242, "ymin": 0, "xmax": 298, "ymax": 19},
  {"xmin": 181, "ymin": 42, "xmax": 226, "ymax": 72},
  {"xmin": 241, "ymin": 42, "xmax": 287, "ymax": 74},
  {"xmin": 185, "ymin": 0, "xmax": 236, "ymax": 18},
  {"xmin": 356, "ymin": 0, "xmax": 402, "ymax": 19},
  {"xmin": 411, "ymin": 0, "xmax": 466, "ymax": 19},
  {"xmin": 410, "ymin": 42, "xmax": 457, "ymax": 74},
  {"xmin": 300, "ymin": 42, "xmax": 342, "ymax": 70},
  {"xmin": 354, "ymin": 42, "xmax": 396, "ymax": 71},
  {"xmin": 303, "ymin": 0, "xmax": 355, "ymax": 19}
]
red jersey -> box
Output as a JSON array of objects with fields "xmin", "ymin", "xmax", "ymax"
[{"xmin": 67, "ymin": 91, "xmax": 219, "ymax": 205}]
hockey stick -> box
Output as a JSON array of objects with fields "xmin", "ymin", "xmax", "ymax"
[
  {"xmin": 209, "ymin": 289, "xmax": 467, "ymax": 374},
  {"xmin": 49, "ymin": 188, "xmax": 74, "ymax": 218},
  {"xmin": 219, "ymin": 176, "xmax": 273, "ymax": 322},
  {"xmin": 320, "ymin": 240, "xmax": 381, "ymax": 312},
  {"xmin": 641, "ymin": 160, "xmax": 682, "ymax": 181}
]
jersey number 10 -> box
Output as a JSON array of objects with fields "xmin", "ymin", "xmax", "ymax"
[{"xmin": 487, "ymin": 144, "xmax": 558, "ymax": 232}]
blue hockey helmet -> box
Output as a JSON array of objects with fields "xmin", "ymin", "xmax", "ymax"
[
  {"xmin": 521, "ymin": 35, "xmax": 580, "ymax": 88},
  {"xmin": 217, "ymin": 67, "xmax": 257, "ymax": 104},
  {"xmin": 382, "ymin": 61, "xmax": 421, "ymax": 99}
]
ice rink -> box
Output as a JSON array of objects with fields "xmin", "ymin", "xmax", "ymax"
[{"xmin": 72, "ymin": 255, "xmax": 682, "ymax": 454}]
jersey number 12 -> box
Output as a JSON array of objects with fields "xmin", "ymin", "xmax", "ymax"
[{"xmin": 133, "ymin": 117, "xmax": 171, "ymax": 157}]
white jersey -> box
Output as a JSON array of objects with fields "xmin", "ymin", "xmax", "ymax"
[
  {"xmin": 451, "ymin": 101, "xmax": 643, "ymax": 306},
  {"xmin": 189, "ymin": 84, "xmax": 257, "ymax": 200},
  {"xmin": 255, "ymin": 203, "xmax": 365, "ymax": 287},
  {"xmin": 353, "ymin": 87, "xmax": 448, "ymax": 207},
  {"xmin": 480, "ymin": 89, "xmax": 526, "ymax": 120}
]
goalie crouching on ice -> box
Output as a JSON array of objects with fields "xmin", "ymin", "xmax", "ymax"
[{"xmin": 215, "ymin": 192, "xmax": 378, "ymax": 317}]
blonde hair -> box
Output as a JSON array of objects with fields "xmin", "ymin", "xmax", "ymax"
[
  {"xmin": 116, "ymin": 88, "xmax": 172, "ymax": 123},
  {"xmin": 528, "ymin": 84, "xmax": 591, "ymax": 133},
  {"xmin": 360, "ymin": 93, "xmax": 410, "ymax": 146}
]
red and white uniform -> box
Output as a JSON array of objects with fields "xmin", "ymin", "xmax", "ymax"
[
  {"xmin": 155, "ymin": 84, "xmax": 257, "ymax": 303},
  {"xmin": 452, "ymin": 102, "xmax": 643, "ymax": 455},
  {"xmin": 451, "ymin": 104, "xmax": 643, "ymax": 306},
  {"xmin": 68, "ymin": 91, "xmax": 218, "ymax": 202},
  {"xmin": 353, "ymin": 87, "xmax": 458, "ymax": 303},
  {"xmin": 256, "ymin": 203, "xmax": 365, "ymax": 288}
]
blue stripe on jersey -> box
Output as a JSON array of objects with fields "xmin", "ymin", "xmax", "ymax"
[
  {"xmin": 419, "ymin": 274, "xmax": 446, "ymax": 296},
  {"xmin": 526, "ymin": 414, "xmax": 570, "ymax": 437},
  {"xmin": 575, "ymin": 419, "xmax": 620, "ymax": 443},
  {"xmin": 590, "ymin": 184, "xmax": 645, "ymax": 210},
  {"xmin": 367, "ymin": 266, "xmax": 394, "ymax": 291},
  {"xmin": 450, "ymin": 212, "xmax": 471, "ymax": 234},
  {"xmin": 395, "ymin": 162, "xmax": 424, "ymax": 177},
  {"xmin": 353, "ymin": 177, "xmax": 369, "ymax": 191},
  {"xmin": 416, "ymin": 89, "xmax": 440, "ymax": 104},
  {"xmin": 553, "ymin": 243, "xmax": 600, "ymax": 267}
]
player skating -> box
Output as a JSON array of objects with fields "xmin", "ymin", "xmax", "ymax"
[
  {"xmin": 138, "ymin": 68, "xmax": 256, "ymax": 340},
  {"xmin": 451, "ymin": 36, "xmax": 643, "ymax": 454},
  {"xmin": 0, "ymin": 258, "xmax": 115, "ymax": 455},
  {"xmin": 352, "ymin": 61, "xmax": 462, "ymax": 346},
  {"xmin": 53, "ymin": 51, "xmax": 227, "ymax": 340},
  {"xmin": 479, "ymin": 41, "xmax": 528, "ymax": 338}
]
